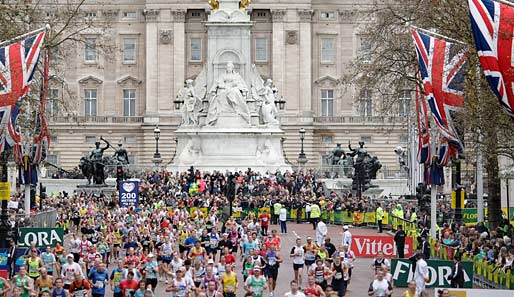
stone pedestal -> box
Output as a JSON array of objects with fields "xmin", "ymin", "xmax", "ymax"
[{"xmin": 169, "ymin": 126, "xmax": 291, "ymax": 172}]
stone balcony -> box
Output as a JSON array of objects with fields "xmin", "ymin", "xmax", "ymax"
[{"xmin": 313, "ymin": 115, "xmax": 408, "ymax": 125}]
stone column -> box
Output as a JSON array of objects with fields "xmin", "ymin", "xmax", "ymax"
[
  {"xmin": 144, "ymin": 9, "xmax": 160, "ymax": 116},
  {"xmin": 298, "ymin": 10, "xmax": 313, "ymax": 116},
  {"xmin": 272, "ymin": 9, "xmax": 286, "ymax": 101},
  {"xmin": 172, "ymin": 10, "xmax": 186, "ymax": 112},
  {"xmin": 157, "ymin": 10, "xmax": 174, "ymax": 112}
]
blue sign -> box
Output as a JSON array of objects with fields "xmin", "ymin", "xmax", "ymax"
[{"xmin": 119, "ymin": 181, "xmax": 139, "ymax": 208}]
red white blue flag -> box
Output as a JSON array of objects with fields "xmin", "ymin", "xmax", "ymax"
[
  {"xmin": 0, "ymin": 30, "xmax": 46, "ymax": 153},
  {"xmin": 469, "ymin": 0, "xmax": 514, "ymax": 120},
  {"xmin": 33, "ymin": 48, "xmax": 50, "ymax": 166},
  {"xmin": 411, "ymin": 29, "xmax": 466, "ymax": 155},
  {"xmin": 415, "ymin": 83, "xmax": 432, "ymax": 165}
]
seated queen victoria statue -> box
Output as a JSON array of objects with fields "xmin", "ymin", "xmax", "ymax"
[{"xmin": 206, "ymin": 61, "xmax": 251, "ymax": 126}]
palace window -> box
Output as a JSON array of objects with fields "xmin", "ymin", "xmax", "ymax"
[
  {"xmin": 84, "ymin": 89, "xmax": 97, "ymax": 116},
  {"xmin": 85, "ymin": 136, "xmax": 96, "ymax": 143},
  {"xmin": 320, "ymin": 11, "xmax": 335, "ymax": 20},
  {"xmin": 321, "ymin": 38, "xmax": 336, "ymax": 63},
  {"xmin": 255, "ymin": 38, "xmax": 268, "ymax": 62},
  {"xmin": 359, "ymin": 89, "xmax": 373, "ymax": 117},
  {"xmin": 123, "ymin": 38, "xmax": 137, "ymax": 63},
  {"xmin": 398, "ymin": 90, "xmax": 411, "ymax": 117},
  {"xmin": 190, "ymin": 38, "xmax": 202, "ymax": 62},
  {"xmin": 123, "ymin": 11, "xmax": 137, "ymax": 19},
  {"xmin": 46, "ymin": 88, "xmax": 59, "ymax": 116},
  {"xmin": 123, "ymin": 89, "xmax": 136, "ymax": 116},
  {"xmin": 321, "ymin": 89, "xmax": 334, "ymax": 117},
  {"xmin": 84, "ymin": 38, "xmax": 96, "ymax": 62},
  {"xmin": 359, "ymin": 38, "xmax": 372, "ymax": 63}
]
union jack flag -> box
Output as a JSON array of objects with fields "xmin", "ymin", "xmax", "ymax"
[
  {"xmin": 469, "ymin": 0, "xmax": 514, "ymax": 120},
  {"xmin": 33, "ymin": 48, "xmax": 50, "ymax": 166},
  {"xmin": 411, "ymin": 29, "xmax": 466, "ymax": 154},
  {"xmin": 0, "ymin": 30, "xmax": 46, "ymax": 153},
  {"xmin": 415, "ymin": 82, "xmax": 432, "ymax": 165}
]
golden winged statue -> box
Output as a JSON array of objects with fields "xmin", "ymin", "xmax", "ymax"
[{"xmin": 208, "ymin": 0, "xmax": 251, "ymax": 10}]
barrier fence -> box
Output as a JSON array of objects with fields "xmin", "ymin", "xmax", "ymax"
[
  {"xmin": 15, "ymin": 209, "xmax": 58, "ymax": 228},
  {"xmin": 429, "ymin": 237, "xmax": 514, "ymax": 290}
]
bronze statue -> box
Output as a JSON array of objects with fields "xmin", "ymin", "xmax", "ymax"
[
  {"xmin": 89, "ymin": 137, "xmax": 109, "ymax": 184},
  {"xmin": 347, "ymin": 141, "xmax": 381, "ymax": 195},
  {"xmin": 113, "ymin": 141, "xmax": 130, "ymax": 165},
  {"xmin": 328, "ymin": 143, "xmax": 345, "ymax": 166}
]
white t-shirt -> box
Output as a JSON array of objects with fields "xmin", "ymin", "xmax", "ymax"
[
  {"xmin": 284, "ymin": 291, "xmax": 306, "ymax": 297},
  {"xmin": 279, "ymin": 208, "xmax": 287, "ymax": 221},
  {"xmin": 368, "ymin": 279, "xmax": 391, "ymax": 297},
  {"xmin": 290, "ymin": 246, "xmax": 305, "ymax": 265}
]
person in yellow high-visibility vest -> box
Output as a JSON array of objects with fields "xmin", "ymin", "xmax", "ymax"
[
  {"xmin": 376, "ymin": 203, "xmax": 384, "ymax": 233},
  {"xmin": 273, "ymin": 201, "xmax": 282, "ymax": 225},
  {"xmin": 410, "ymin": 208, "xmax": 417, "ymax": 223},
  {"xmin": 310, "ymin": 203, "xmax": 321, "ymax": 230}
]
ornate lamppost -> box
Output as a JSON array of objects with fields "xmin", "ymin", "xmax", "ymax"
[
  {"xmin": 274, "ymin": 96, "xmax": 286, "ymax": 110},
  {"xmin": 173, "ymin": 95, "xmax": 184, "ymax": 110},
  {"xmin": 153, "ymin": 125, "xmax": 162, "ymax": 166},
  {"xmin": 298, "ymin": 128, "xmax": 307, "ymax": 168}
]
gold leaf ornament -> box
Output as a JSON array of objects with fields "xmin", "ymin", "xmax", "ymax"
[
  {"xmin": 208, "ymin": 0, "xmax": 251, "ymax": 10},
  {"xmin": 208, "ymin": 0, "xmax": 219, "ymax": 10}
]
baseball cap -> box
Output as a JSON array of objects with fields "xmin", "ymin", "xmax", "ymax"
[
  {"xmin": 343, "ymin": 225, "xmax": 349, "ymax": 230},
  {"xmin": 148, "ymin": 253, "xmax": 155, "ymax": 258},
  {"xmin": 67, "ymin": 254, "xmax": 74, "ymax": 259},
  {"xmin": 306, "ymin": 236, "xmax": 312, "ymax": 240}
]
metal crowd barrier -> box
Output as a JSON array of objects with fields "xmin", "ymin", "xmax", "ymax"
[
  {"xmin": 15, "ymin": 209, "xmax": 57, "ymax": 228},
  {"xmin": 429, "ymin": 237, "xmax": 513, "ymax": 289}
]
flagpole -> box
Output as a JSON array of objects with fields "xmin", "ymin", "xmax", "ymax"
[
  {"xmin": 409, "ymin": 24, "xmax": 468, "ymax": 46},
  {"xmin": 0, "ymin": 25, "xmax": 50, "ymax": 48}
]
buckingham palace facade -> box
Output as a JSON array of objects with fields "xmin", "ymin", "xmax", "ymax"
[{"xmin": 43, "ymin": 0, "xmax": 408, "ymax": 172}]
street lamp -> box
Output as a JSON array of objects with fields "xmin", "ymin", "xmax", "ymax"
[
  {"xmin": 274, "ymin": 96, "xmax": 286, "ymax": 110},
  {"xmin": 173, "ymin": 95, "xmax": 184, "ymax": 110},
  {"xmin": 502, "ymin": 168, "xmax": 514, "ymax": 222},
  {"xmin": 153, "ymin": 125, "xmax": 162, "ymax": 165},
  {"xmin": 298, "ymin": 128, "xmax": 307, "ymax": 167}
]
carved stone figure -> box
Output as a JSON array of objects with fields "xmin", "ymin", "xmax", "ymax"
[
  {"xmin": 206, "ymin": 61, "xmax": 251, "ymax": 126},
  {"xmin": 256, "ymin": 139, "xmax": 279, "ymax": 165},
  {"xmin": 179, "ymin": 79, "xmax": 203, "ymax": 126},
  {"xmin": 249, "ymin": 65, "xmax": 278, "ymax": 125},
  {"xmin": 177, "ymin": 138, "xmax": 202, "ymax": 165}
]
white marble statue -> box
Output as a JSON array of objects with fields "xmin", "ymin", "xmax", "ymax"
[
  {"xmin": 178, "ymin": 79, "xmax": 201, "ymax": 125},
  {"xmin": 256, "ymin": 139, "xmax": 280, "ymax": 165},
  {"xmin": 249, "ymin": 64, "xmax": 279, "ymax": 125},
  {"xmin": 178, "ymin": 69, "xmax": 207, "ymax": 126},
  {"xmin": 177, "ymin": 138, "xmax": 202, "ymax": 165},
  {"xmin": 206, "ymin": 61, "xmax": 251, "ymax": 126}
]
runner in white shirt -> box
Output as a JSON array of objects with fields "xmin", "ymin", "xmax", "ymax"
[
  {"xmin": 61, "ymin": 254, "xmax": 84, "ymax": 289},
  {"xmin": 290, "ymin": 238, "xmax": 305, "ymax": 289},
  {"xmin": 368, "ymin": 270, "xmax": 392, "ymax": 297},
  {"xmin": 284, "ymin": 280, "xmax": 306, "ymax": 297}
]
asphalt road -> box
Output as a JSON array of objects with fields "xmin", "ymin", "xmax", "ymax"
[{"xmin": 75, "ymin": 222, "xmax": 434, "ymax": 296}]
